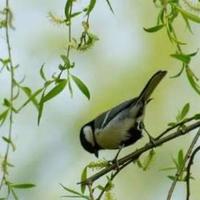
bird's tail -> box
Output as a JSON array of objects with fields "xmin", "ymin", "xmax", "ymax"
[{"xmin": 137, "ymin": 70, "xmax": 167, "ymax": 103}]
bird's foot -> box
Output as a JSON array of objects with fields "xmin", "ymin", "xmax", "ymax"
[
  {"xmin": 108, "ymin": 146, "xmax": 124, "ymax": 170},
  {"xmin": 141, "ymin": 122, "xmax": 157, "ymax": 146},
  {"xmin": 148, "ymin": 135, "xmax": 157, "ymax": 146},
  {"xmin": 108, "ymin": 158, "xmax": 120, "ymax": 171}
]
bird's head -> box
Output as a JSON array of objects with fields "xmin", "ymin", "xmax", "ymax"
[{"xmin": 80, "ymin": 122, "xmax": 100, "ymax": 158}]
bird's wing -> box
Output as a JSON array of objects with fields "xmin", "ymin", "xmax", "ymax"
[{"xmin": 94, "ymin": 98, "xmax": 138, "ymax": 129}]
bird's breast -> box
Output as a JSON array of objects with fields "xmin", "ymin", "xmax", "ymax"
[{"xmin": 95, "ymin": 118, "xmax": 135, "ymax": 149}]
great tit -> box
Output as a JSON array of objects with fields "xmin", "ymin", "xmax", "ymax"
[{"xmin": 80, "ymin": 70, "xmax": 167, "ymax": 157}]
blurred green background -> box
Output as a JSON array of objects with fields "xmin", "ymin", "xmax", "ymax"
[{"xmin": 0, "ymin": 0, "xmax": 200, "ymax": 199}]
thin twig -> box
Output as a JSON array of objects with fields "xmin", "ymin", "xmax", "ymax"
[
  {"xmin": 87, "ymin": 183, "xmax": 95, "ymax": 200},
  {"xmin": 58, "ymin": 2, "xmax": 73, "ymax": 79},
  {"xmin": 80, "ymin": 120, "xmax": 200, "ymax": 185},
  {"xmin": 0, "ymin": 0, "xmax": 14, "ymax": 190},
  {"xmin": 156, "ymin": 115, "xmax": 198, "ymax": 140},
  {"xmin": 166, "ymin": 128, "xmax": 200, "ymax": 200},
  {"xmin": 96, "ymin": 160, "xmax": 130, "ymax": 200},
  {"xmin": 185, "ymin": 146, "xmax": 200, "ymax": 200}
]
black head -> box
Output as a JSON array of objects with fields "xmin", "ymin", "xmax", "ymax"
[{"xmin": 80, "ymin": 121, "xmax": 100, "ymax": 158}]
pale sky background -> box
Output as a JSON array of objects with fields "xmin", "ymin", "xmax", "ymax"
[{"xmin": 0, "ymin": 0, "xmax": 200, "ymax": 200}]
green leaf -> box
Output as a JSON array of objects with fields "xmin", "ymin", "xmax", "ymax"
[
  {"xmin": 62, "ymin": 195, "xmax": 89, "ymax": 199},
  {"xmin": 68, "ymin": 77, "xmax": 73, "ymax": 97},
  {"xmin": 96, "ymin": 185, "xmax": 105, "ymax": 191},
  {"xmin": 37, "ymin": 89, "xmax": 46, "ymax": 125},
  {"xmin": 60, "ymin": 184, "xmax": 82, "ymax": 196},
  {"xmin": 188, "ymin": 49, "xmax": 199, "ymax": 57},
  {"xmin": 160, "ymin": 167, "xmax": 176, "ymax": 171},
  {"xmin": 65, "ymin": 0, "xmax": 73, "ymax": 20},
  {"xmin": 170, "ymin": 65, "xmax": 184, "ymax": 78},
  {"xmin": 170, "ymin": 53, "xmax": 191, "ymax": 64},
  {"xmin": 178, "ymin": 149, "xmax": 184, "ymax": 167},
  {"xmin": 143, "ymin": 149, "xmax": 156, "ymax": 171},
  {"xmin": 0, "ymin": 109, "xmax": 9, "ymax": 126},
  {"xmin": 2, "ymin": 136, "xmax": 16, "ymax": 151},
  {"xmin": 167, "ymin": 122, "xmax": 177, "ymax": 127},
  {"xmin": 40, "ymin": 63, "xmax": 47, "ymax": 81},
  {"xmin": 71, "ymin": 75, "xmax": 90, "ymax": 99},
  {"xmin": 105, "ymin": 0, "xmax": 114, "ymax": 13},
  {"xmin": 194, "ymin": 113, "xmax": 200, "ymax": 119},
  {"xmin": 11, "ymin": 183, "xmax": 35, "ymax": 189},
  {"xmin": 21, "ymin": 86, "xmax": 31, "ymax": 95},
  {"xmin": 80, "ymin": 167, "xmax": 87, "ymax": 194},
  {"xmin": 186, "ymin": 67, "xmax": 200, "ymax": 95},
  {"xmin": 172, "ymin": 157, "xmax": 179, "ymax": 169},
  {"xmin": 3, "ymin": 98, "xmax": 11, "ymax": 107},
  {"xmin": 182, "ymin": 13, "xmax": 193, "ymax": 33},
  {"xmin": 71, "ymin": 11, "xmax": 82, "ymax": 18},
  {"xmin": 176, "ymin": 6, "xmax": 200, "ymax": 23},
  {"xmin": 19, "ymin": 88, "xmax": 43, "ymax": 111},
  {"xmin": 42, "ymin": 79, "xmax": 67, "ymax": 103},
  {"xmin": 180, "ymin": 103, "xmax": 190, "ymax": 120},
  {"xmin": 168, "ymin": 175, "xmax": 176, "ymax": 181},
  {"xmin": 61, "ymin": 55, "xmax": 70, "ymax": 69},
  {"xmin": 87, "ymin": 0, "xmax": 96, "ymax": 15},
  {"xmin": 136, "ymin": 159, "xmax": 143, "ymax": 168},
  {"xmin": 143, "ymin": 24, "xmax": 164, "ymax": 33}
]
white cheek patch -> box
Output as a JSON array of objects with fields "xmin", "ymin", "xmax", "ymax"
[{"xmin": 83, "ymin": 126, "xmax": 95, "ymax": 147}]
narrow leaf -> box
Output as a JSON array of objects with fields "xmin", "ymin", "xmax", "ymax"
[
  {"xmin": 176, "ymin": 6, "xmax": 200, "ymax": 23},
  {"xmin": 171, "ymin": 53, "xmax": 191, "ymax": 64},
  {"xmin": 178, "ymin": 149, "xmax": 184, "ymax": 167},
  {"xmin": 80, "ymin": 167, "xmax": 87, "ymax": 194},
  {"xmin": 37, "ymin": 89, "xmax": 46, "ymax": 125},
  {"xmin": 2, "ymin": 136, "xmax": 16, "ymax": 151},
  {"xmin": 180, "ymin": 103, "xmax": 190, "ymax": 120},
  {"xmin": 160, "ymin": 167, "xmax": 176, "ymax": 171},
  {"xmin": 71, "ymin": 11, "xmax": 82, "ymax": 18},
  {"xmin": 168, "ymin": 175, "xmax": 176, "ymax": 181},
  {"xmin": 60, "ymin": 184, "xmax": 82, "ymax": 196},
  {"xmin": 11, "ymin": 183, "xmax": 35, "ymax": 189},
  {"xmin": 143, "ymin": 149, "xmax": 156, "ymax": 171},
  {"xmin": 87, "ymin": 0, "xmax": 96, "ymax": 15},
  {"xmin": 144, "ymin": 24, "xmax": 164, "ymax": 33},
  {"xmin": 40, "ymin": 64, "xmax": 47, "ymax": 81},
  {"xmin": 186, "ymin": 67, "xmax": 200, "ymax": 95},
  {"xmin": 71, "ymin": 75, "xmax": 90, "ymax": 99},
  {"xmin": 105, "ymin": 0, "xmax": 114, "ymax": 13},
  {"xmin": 42, "ymin": 79, "xmax": 67, "ymax": 103},
  {"xmin": 194, "ymin": 113, "xmax": 200, "ymax": 119},
  {"xmin": 0, "ymin": 109, "xmax": 9, "ymax": 126},
  {"xmin": 19, "ymin": 88, "xmax": 43, "ymax": 111},
  {"xmin": 65, "ymin": 0, "xmax": 73, "ymax": 20}
]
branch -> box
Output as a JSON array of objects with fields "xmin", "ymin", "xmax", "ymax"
[
  {"xmin": 156, "ymin": 115, "xmax": 199, "ymax": 140},
  {"xmin": 0, "ymin": 0, "xmax": 15, "ymax": 190},
  {"xmin": 185, "ymin": 145, "xmax": 200, "ymax": 200},
  {"xmin": 167, "ymin": 128, "xmax": 200, "ymax": 200},
  {"xmin": 80, "ymin": 120, "xmax": 200, "ymax": 185}
]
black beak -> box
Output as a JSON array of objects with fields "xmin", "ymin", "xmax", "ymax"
[{"xmin": 94, "ymin": 150, "xmax": 99, "ymax": 158}]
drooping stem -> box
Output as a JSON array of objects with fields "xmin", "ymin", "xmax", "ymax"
[{"xmin": 0, "ymin": 0, "xmax": 15, "ymax": 190}]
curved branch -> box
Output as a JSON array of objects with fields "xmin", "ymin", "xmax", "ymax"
[
  {"xmin": 186, "ymin": 145, "xmax": 200, "ymax": 200},
  {"xmin": 80, "ymin": 120, "xmax": 200, "ymax": 185},
  {"xmin": 167, "ymin": 128, "xmax": 200, "ymax": 200}
]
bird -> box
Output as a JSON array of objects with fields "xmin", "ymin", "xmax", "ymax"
[{"xmin": 80, "ymin": 70, "xmax": 167, "ymax": 158}]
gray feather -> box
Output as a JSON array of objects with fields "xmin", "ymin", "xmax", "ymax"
[{"xmin": 94, "ymin": 98, "xmax": 137, "ymax": 129}]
